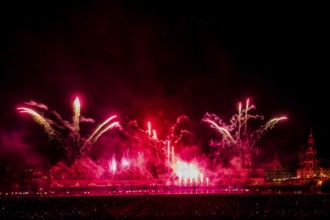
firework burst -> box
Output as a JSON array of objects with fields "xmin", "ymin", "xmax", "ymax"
[
  {"xmin": 17, "ymin": 97, "xmax": 120, "ymax": 163},
  {"xmin": 202, "ymin": 99, "xmax": 287, "ymax": 153}
]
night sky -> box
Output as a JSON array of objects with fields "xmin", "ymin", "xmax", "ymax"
[{"xmin": 0, "ymin": 1, "xmax": 328, "ymax": 168}]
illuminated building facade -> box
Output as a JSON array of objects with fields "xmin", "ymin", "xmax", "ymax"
[
  {"xmin": 297, "ymin": 129, "xmax": 325, "ymax": 179},
  {"xmin": 264, "ymin": 153, "xmax": 292, "ymax": 181}
]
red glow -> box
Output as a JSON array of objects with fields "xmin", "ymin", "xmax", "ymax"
[{"xmin": 16, "ymin": 96, "xmax": 287, "ymax": 185}]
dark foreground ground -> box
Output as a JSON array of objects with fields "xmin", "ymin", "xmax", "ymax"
[{"xmin": 1, "ymin": 193, "xmax": 330, "ymax": 219}]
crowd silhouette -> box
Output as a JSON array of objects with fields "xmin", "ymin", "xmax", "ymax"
[{"xmin": 1, "ymin": 193, "xmax": 330, "ymax": 219}]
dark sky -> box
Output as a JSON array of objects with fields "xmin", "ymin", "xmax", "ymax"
[{"xmin": 0, "ymin": 1, "xmax": 328, "ymax": 167}]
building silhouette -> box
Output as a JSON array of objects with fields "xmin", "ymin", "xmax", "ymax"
[
  {"xmin": 264, "ymin": 152, "xmax": 292, "ymax": 181},
  {"xmin": 296, "ymin": 128, "xmax": 328, "ymax": 179}
]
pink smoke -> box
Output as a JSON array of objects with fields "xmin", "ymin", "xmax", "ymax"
[{"xmin": 0, "ymin": 129, "xmax": 47, "ymax": 167}]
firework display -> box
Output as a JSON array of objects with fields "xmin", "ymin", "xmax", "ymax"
[{"xmin": 17, "ymin": 97, "xmax": 286, "ymax": 185}]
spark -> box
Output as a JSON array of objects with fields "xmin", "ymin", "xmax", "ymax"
[
  {"xmin": 259, "ymin": 116, "xmax": 287, "ymax": 133},
  {"xmin": 109, "ymin": 154, "xmax": 117, "ymax": 174},
  {"xmin": 17, "ymin": 107, "xmax": 56, "ymax": 139},
  {"xmin": 121, "ymin": 157, "xmax": 130, "ymax": 168},
  {"xmin": 200, "ymin": 173, "xmax": 204, "ymax": 185},
  {"xmin": 121, "ymin": 150, "xmax": 131, "ymax": 169},
  {"xmin": 237, "ymin": 102, "xmax": 242, "ymax": 139},
  {"xmin": 147, "ymin": 121, "xmax": 151, "ymax": 136},
  {"xmin": 85, "ymin": 115, "xmax": 117, "ymax": 143},
  {"xmin": 73, "ymin": 97, "xmax": 80, "ymax": 132},
  {"xmin": 92, "ymin": 122, "xmax": 120, "ymax": 143},
  {"xmin": 174, "ymin": 159, "xmax": 204, "ymax": 185},
  {"xmin": 174, "ymin": 129, "xmax": 193, "ymax": 144},
  {"xmin": 202, "ymin": 119, "xmax": 237, "ymax": 144},
  {"xmin": 252, "ymin": 116, "xmax": 287, "ymax": 146},
  {"xmin": 244, "ymin": 98, "xmax": 249, "ymax": 135},
  {"xmin": 152, "ymin": 129, "xmax": 157, "ymax": 140}
]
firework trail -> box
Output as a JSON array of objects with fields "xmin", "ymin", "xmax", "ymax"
[
  {"xmin": 243, "ymin": 98, "xmax": 249, "ymax": 135},
  {"xmin": 80, "ymin": 114, "xmax": 120, "ymax": 159},
  {"xmin": 109, "ymin": 154, "xmax": 117, "ymax": 174},
  {"xmin": 72, "ymin": 97, "xmax": 81, "ymax": 154},
  {"xmin": 121, "ymin": 149, "xmax": 131, "ymax": 169},
  {"xmin": 237, "ymin": 102, "xmax": 242, "ymax": 139},
  {"xmin": 147, "ymin": 122, "xmax": 151, "ymax": 136},
  {"xmin": 202, "ymin": 113, "xmax": 228, "ymax": 129},
  {"xmin": 153, "ymin": 129, "xmax": 157, "ymax": 140},
  {"xmin": 92, "ymin": 122, "xmax": 120, "ymax": 143},
  {"xmin": 252, "ymin": 116, "xmax": 287, "ymax": 146},
  {"xmin": 73, "ymin": 97, "xmax": 80, "ymax": 132},
  {"xmin": 260, "ymin": 116, "xmax": 287, "ymax": 132},
  {"xmin": 174, "ymin": 130, "xmax": 193, "ymax": 144},
  {"xmin": 172, "ymin": 115, "xmax": 190, "ymax": 130},
  {"xmin": 240, "ymin": 101, "xmax": 264, "ymax": 136},
  {"xmin": 202, "ymin": 118, "xmax": 237, "ymax": 144},
  {"xmin": 17, "ymin": 107, "xmax": 57, "ymax": 139},
  {"xmin": 85, "ymin": 115, "xmax": 117, "ymax": 143},
  {"xmin": 171, "ymin": 115, "xmax": 190, "ymax": 134}
]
